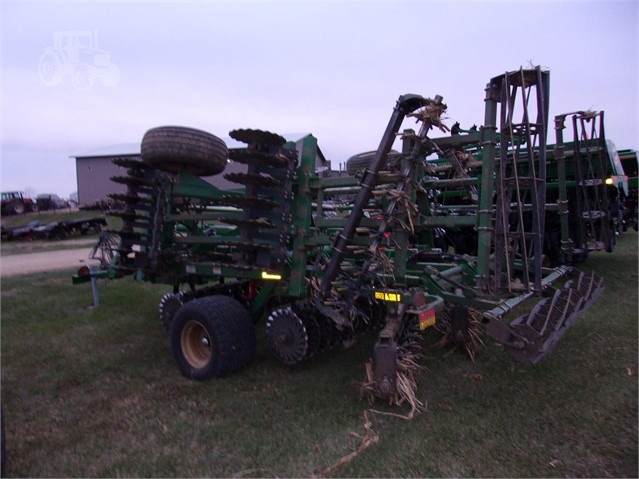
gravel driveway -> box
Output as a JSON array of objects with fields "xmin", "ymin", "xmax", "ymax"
[{"xmin": 0, "ymin": 247, "xmax": 102, "ymax": 277}]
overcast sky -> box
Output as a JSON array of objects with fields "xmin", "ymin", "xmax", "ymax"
[{"xmin": 1, "ymin": 0, "xmax": 637, "ymax": 198}]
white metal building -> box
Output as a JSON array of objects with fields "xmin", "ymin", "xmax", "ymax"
[{"xmin": 72, "ymin": 134, "xmax": 329, "ymax": 206}]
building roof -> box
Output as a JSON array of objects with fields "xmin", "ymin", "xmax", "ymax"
[{"xmin": 72, "ymin": 143, "xmax": 140, "ymax": 158}]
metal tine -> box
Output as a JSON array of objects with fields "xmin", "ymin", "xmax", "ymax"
[
  {"xmin": 572, "ymin": 270, "xmax": 604, "ymax": 306},
  {"xmin": 110, "ymin": 211, "xmax": 147, "ymax": 221},
  {"xmin": 576, "ymin": 271, "xmax": 593, "ymax": 302},
  {"xmin": 526, "ymin": 288, "xmax": 565, "ymax": 336},
  {"xmin": 513, "ymin": 286, "xmax": 583, "ymax": 361},
  {"xmin": 523, "ymin": 296, "xmax": 550, "ymax": 331},
  {"xmin": 223, "ymin": 172, "xmax": 282, "ymax": 188},
  {"xmin": 554, "ymin": 288, "xmax": 583, "ymax": 330},
  {"xmin": 543, "ymin": 291, "xmax": 570, "ymax": 335},
  {"xmin": 581, "ymin": 272, "xmax": 604, "ymax": 309},
  {"xmin": 544, "ymin": 289, "xmax": 584, "ymax": 352},
  {"xmin": 564, "ymin": 271, "xmax": 586, "ymax": 296},
  {"xmin": 111, "ymin": 157, "xmax": 149, "ymax": 170},
  {"xmin": 564, "ymin": 289, "xmax": 585, "ymax": 328},
  {"xmin": 110, "ymin": 175, "xmax": 155, "ymax": 188}
]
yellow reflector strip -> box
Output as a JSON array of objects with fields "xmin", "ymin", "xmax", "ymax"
[
  {"xmin": 261, "ymin": 272, "xmax": 282, "ymax": 280},
  {"xmin": 374, "ymin": 291, "xmax": 401, "ymax": 302}
]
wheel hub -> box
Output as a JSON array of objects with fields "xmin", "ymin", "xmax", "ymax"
[{"xmin": 181, "ymin": 320, "xmax": 212, "ymax": 369}]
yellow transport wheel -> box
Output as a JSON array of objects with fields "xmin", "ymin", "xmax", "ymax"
[{"xmin": 170, "ymin": 295, "xmax": 256, "ymax": 380}]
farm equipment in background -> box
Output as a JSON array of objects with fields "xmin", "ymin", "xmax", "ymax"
[
  {"xmin": 74, "ymin": 67, "xmax": 604, "ymax": 402},
  {"xmin": 36, "ymin": 193, "xmax": 70, "ymax": 211},
  {"xmin": 550, "ymin": 111, "xmax": 627, "ymax": 263},
  {"xmin": 383, "ymin": 108, "xmax": 632, "ymax": 268},
  {"xmin": 618, "ymin": 148, "xmax": 638, "ymax": 231},
  {"xmin": 1, "ymin": 216, "xmax": 107, "ymax": 241},
  {"xmin": 0, "ymin": 191, "xmax": 37, "ymax": 216}
]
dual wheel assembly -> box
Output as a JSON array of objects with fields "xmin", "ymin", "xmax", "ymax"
[{"xmin": 161, "ymin": 293, "xmax": 362, "ymax": 378}]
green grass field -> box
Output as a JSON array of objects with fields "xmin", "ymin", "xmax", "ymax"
[{"xmin": 1, "ymin": 232, "xmax": 637, "ymax": 477}]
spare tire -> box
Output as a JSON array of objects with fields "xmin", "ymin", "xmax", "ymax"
[
  {"xmin": 141, "ymin": 126, "xmax": 228, "ymax": 176},
  {"xmin": 345, "ymin": 149, "xmax": 401, "ymax": 176}
]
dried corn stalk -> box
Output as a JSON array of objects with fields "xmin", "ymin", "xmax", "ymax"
[
  {"xmin": 359, "ymin": 323, "xmax": 427, "ymax": 420},
  {"xmin": 315, "ymin": 410, "xmax": 379, "ymax": 477},
  {"xmin": 433, "ymin": 306, "xmax": 486, "ymax": 362}
]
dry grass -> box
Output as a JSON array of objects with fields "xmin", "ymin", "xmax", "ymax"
[{"xmin": 359, "ymin": 323, "xmax": 427, "ymax": 419}]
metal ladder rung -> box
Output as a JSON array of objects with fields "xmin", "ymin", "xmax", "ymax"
[{"xmin": 502, "ymin": 176, "xmax": 544, "ymax": 185}]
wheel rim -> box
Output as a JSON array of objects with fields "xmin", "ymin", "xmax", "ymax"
[
  {"xmin": 42, "ymin": 59, "xmax": 56, "ymax": 81},
  {"xmin": 39, "ymin": 54, "xmax": 61, "ymax": 84},
  {"xmin": 181, "ymin": 320, "xmax": 212, "ymax": 369},
  {"xmin": 73, "ymin": 66, "xmax": 93, "ymax": 90}
]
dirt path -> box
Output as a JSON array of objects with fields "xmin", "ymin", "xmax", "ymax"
[{"xmin": 0, "ymin": 247, "xmax": 102, "ymax": 277}]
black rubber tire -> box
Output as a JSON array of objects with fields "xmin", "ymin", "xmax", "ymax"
[
  {"xmin": 170, "ymin": 296, "xmax": 256, "ymax": 379},
  {"xmin": 39, "ymin": 51, "xmax": 63, "ymax": 85},
  {"xmin": 345, "ymin": 150, "xmax": 400, "ymax": 176},
  {"xmin": 9, "ymin": 202, "xmax": 24, "ymax": 215},
  {"xmin": 72, "ymin": 64, "xmax": 94, "ymax": 91},
  {"xmin": 141, "ymin": 126, "xmax": 228, "ymax": 177}
]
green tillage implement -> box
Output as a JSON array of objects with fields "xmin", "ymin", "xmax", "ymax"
[
  {"xmin": 419, "ymin": 111, "xmax": 632, "ymax": 267},
  {"xmin": 617, "ymin": 148, "xmax": 638, "ymax": 231},
  {"xmin": 74, "ymin": 67, "xmax": 603, "ymax": 400}
]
